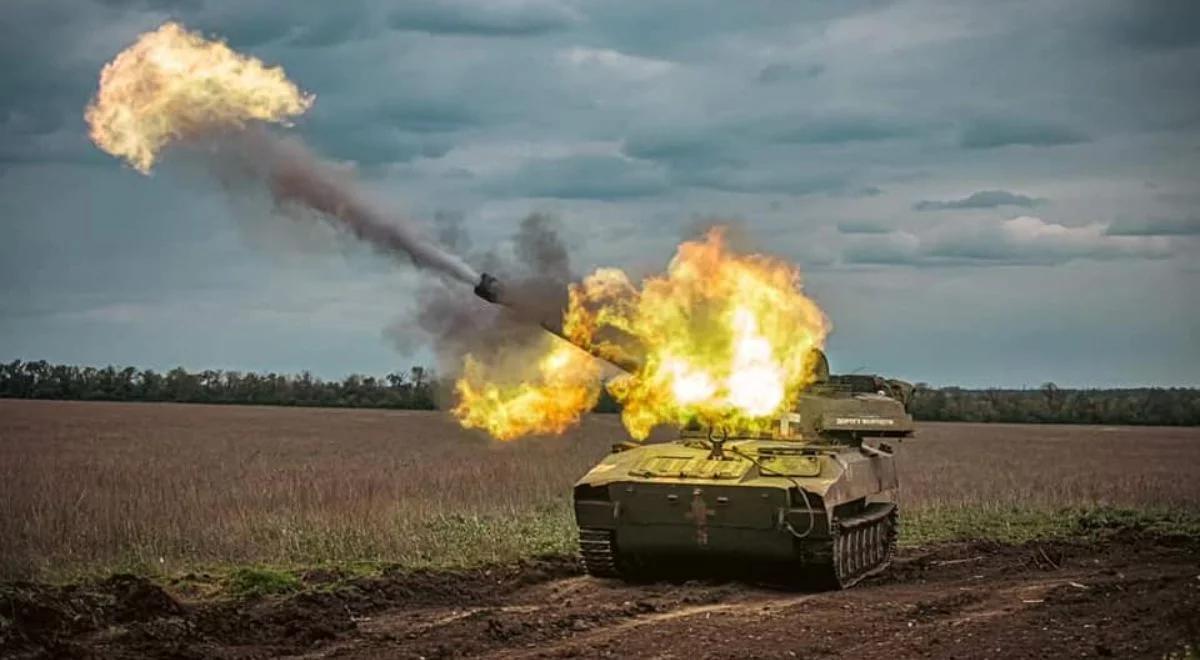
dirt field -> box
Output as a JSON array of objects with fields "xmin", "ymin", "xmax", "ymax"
[
  {"xmin": 4, "ymin": 535, "xmax": 1198, "ymax": 658},
  {"xmin": 2, "ymin": 400, "xmax": 1199, "ymax": 658}
]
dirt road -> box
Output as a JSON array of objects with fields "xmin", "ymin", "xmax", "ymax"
[{"xmin": 4, "ymin": 535, "xmax": 1197, "ymax": 659}]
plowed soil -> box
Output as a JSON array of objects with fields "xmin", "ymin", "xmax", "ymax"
[{"xmin": 4, "ymin": 535, "xmax": 1198, "ymax": 659}]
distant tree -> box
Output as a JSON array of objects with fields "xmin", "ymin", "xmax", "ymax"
[
  {"xmin": 137, "ymin": 369, "xmax": 164, "ymax": 400},
  {"xmin": 1041, "ymin": 382, "xmax": 1062, "ymax": 416},
  {"xmin": 163, "ymin": 367, "xmax": 201, "ymax": 402}
]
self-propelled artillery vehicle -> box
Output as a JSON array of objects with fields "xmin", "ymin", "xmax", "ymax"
[
  {"xmin": 473, "ymin": 273, "xmax": 914, "ymax": 588},
  {"xmin": 572, "ymin": 355, "xmax": 912, "ymax": 588}
]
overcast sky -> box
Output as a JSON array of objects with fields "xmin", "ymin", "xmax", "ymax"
[{"xmin": 2, "ymin": 0, "xmax": 1197, "ymax": 387}]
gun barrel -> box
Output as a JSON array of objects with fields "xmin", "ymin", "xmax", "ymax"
[
  {"xmin": 473, "ymin": 273, "xmax": 504, "ymax": 304},
  {"xmin": 473, "ymin": 272, "xmax": 640, "ymax": 374}
]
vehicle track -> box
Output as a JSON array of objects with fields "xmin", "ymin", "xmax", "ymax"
[{"xmin": 499, "ymin": 594, "xmax": 820, "ymax": 659}]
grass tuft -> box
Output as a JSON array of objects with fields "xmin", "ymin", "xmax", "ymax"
[{"xmin": 226, "ymin": 567, "xmax": 300, "ymax": 597}]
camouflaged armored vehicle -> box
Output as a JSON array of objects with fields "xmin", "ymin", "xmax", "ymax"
[
  {"xmin": 472, "ymin": 273, "xmax": 912, "ymax": 588},
  {"xmin": 572, "ymin": 352, "xmax": 913, "ymax": 589}
]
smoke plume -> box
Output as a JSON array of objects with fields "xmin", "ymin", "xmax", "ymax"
[
  {"xmin": 387, "ymin": 212, "xmax": 581, "ymax": 376},
  {"xmin": 85, "ymin": 20, "xmax": 478, "ymax": 287},
  {"xmin": 85, "ymin": 20, "xmax": 595, "ymax": 430},
  {"xmin": 225, "ymin": 131, "xmax": 479, "ymax": 285}
]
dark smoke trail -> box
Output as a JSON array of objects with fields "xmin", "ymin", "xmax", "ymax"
[
  {"xmin": 219, "ymin": 130, "xmax": 480, "ymax": 286},
  {"xmin": 384, "ymin": 212, "xmax": 592, "ymax": 398},
  {"xmin": 86, "ymin": 20, "xmax": 479, "ymax": 288}
]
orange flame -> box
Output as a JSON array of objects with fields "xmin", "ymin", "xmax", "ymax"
[
  {"xmin": 85, "ymin": 21, "xmax": 313, "ymax": 174},
  {"xmin": 454, "ymin": 228, "xmax": 830, "ymax": 440},
  {"xmin": 452, "ymin": 338, "xmax": 602, "ymax": 441}
]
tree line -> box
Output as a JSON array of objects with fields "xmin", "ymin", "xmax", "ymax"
[
  {"xmin": 0, "ymin": 360, "xmax": 435, "ymax": 410},
  {"xmin": 2, "ymin": 360, "xmax": 1198, "ymax": 426},
  {"xmin": 908, "ymin": 382, "xmax": 1200, "ymax": 426}
]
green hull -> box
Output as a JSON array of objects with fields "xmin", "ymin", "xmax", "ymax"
[{"xmin": 573, "ymin": 374, "xmax": 913, "ymax": 589}]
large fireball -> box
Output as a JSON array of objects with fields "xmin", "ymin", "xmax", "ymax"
[
  {"xmin": 85, "ymin": 21, "xmax": 313, "ymax": 174},
  {"xmin": 453, "ymin": 228, "xmax": 830, "ymax": 440},
  {"xmin": 453, "ymin": 337, "xmax": 602, "ymax": 441}
]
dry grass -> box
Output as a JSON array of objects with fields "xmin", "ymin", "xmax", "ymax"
[
  {"xmin": 899, "ymin": 422, "xmax": 1200, "ymax": 544},
  {"xmin": 2, "ymin": 400, "xmax": 1198, "ymax": 580}
]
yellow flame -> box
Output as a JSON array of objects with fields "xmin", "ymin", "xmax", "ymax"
[
  {"xmin": 452, "ymin": 339, "xmax": 602, "ymax": 441},
  {"xmin": 454, "ymin": 227, "xmax": 830, "ymax": 440},
  {"xmin": 85, "ymin": 21, "xmax": 313, "ymax": 174},
  {"xmin": 569, "ymin": 228, "xmax": 829, "ymax": 439}
]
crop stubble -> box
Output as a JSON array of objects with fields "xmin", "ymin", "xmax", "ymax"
[{"xmin": 1, "ymin": 399, "xmax": 1198, "ymax": 580}]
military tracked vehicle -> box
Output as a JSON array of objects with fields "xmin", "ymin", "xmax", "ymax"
[
  {"xmin": 473, "ymin": 273, "xmax": 913, "ymax": 588},
  {"xmin": 572, "ymin": 354, "xmax": 912, "ymax": 588}
]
